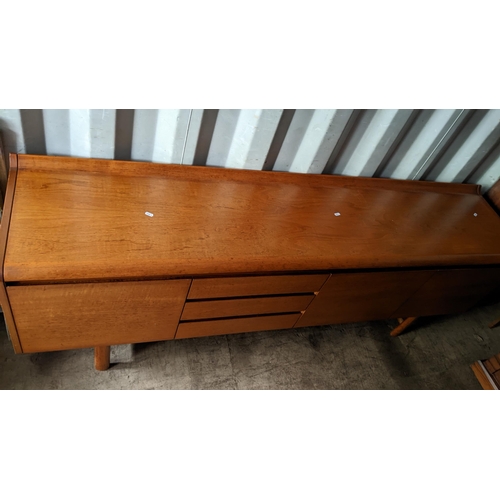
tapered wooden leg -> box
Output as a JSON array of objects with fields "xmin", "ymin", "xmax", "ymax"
[
  {"xmin": 489, "ymin": 316, "xmax": 500, "ymax": 329},
  {"xmin": 94, "ymin": 346, "xmax": 111, "ymax": 371},
  {"xmin": 390, "ymin": 317, "xmax": 418, "ymax": 337}
]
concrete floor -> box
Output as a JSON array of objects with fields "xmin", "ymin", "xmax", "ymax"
[{"xmin": 2, "ymin": 297, "xmax": 500, "ymax": 389}]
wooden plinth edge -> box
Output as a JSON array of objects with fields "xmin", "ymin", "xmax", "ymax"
[
  {"xmin": 94, "ymin": 346, "xmax": 111, "ymax": 371},
  {"xmin": 471, "ymin": 361, "xmax": 498, "ymax": 390},
  {"xmin": 390, "ymin": 317, "xmax": 418, "ymax": 337}
]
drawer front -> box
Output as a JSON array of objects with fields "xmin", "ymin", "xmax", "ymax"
[
  {"xmin": 181, "ymin": 294, "xmax": 314, "ymax": 320},
  {"xmin": 176, "ymin": 313, "xmax": 301, "ymax": 339},
  {"xmin": 8, "ymin": 280, "xmax": 191, "ymax": 353},
  {"xmin": 188, "ymin": 274, "xmax": 328, "ymax": 299},
  {"xmin": 393, "ymin": 268, "xmax": 500, "ymax": 318}
]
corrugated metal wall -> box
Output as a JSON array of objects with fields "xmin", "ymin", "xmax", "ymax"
[{"xmin": 1, "ymin": 109, "xmax": 500, "ymax": 195}]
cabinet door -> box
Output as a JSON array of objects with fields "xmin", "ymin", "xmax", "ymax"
[
  {"xmin": 393, "ymin": 268, "xmax": 500, "ymax": 318},
  {"xmin": 296, "ymin": 271, "xmax": 434, "ymax": 328},
  {"xmin": 8, "ymin": 280, "xmax": 191, "ymax": 353}
]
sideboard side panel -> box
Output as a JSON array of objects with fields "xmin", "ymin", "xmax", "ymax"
[{"xmin": 0, "ymin": 154, "xmax": 22, "ymax": 353}]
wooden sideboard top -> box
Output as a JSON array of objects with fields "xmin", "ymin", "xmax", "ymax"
[{"xmin": 3, "ymin": 154, "xmax": 500, "ymax": 283}]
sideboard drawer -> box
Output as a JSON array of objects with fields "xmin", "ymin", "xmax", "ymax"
[
  {"xmin": 8, "ymin": 280, "xmax": 191, "ymax": 353},
  {"xmin": 181, "ymin": 294, "xmax": 314, "ymax": 320},
  {"xmin": 188, "ymin": 274, "xmax": 328, "ymax": 299},
  {"xmin": 176, "ymin": 313, "xmax": 301, "ymax": 339}
]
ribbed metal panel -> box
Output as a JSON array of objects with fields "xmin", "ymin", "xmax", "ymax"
[{"xmin": 1, "ymin": 109, "xmax": 499, "ymax": 194}]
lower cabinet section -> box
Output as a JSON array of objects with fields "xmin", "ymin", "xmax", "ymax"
[
  {"xmin": 176, "ymin": 313, "xmax": 302, "ymax": 339},
  {"xmin": 7, "ymin": 268, "xmax": 500, "ymax": 354},
  {"xmin": 393, "ymin": 268, "xmax": 500, "ymax": 318},
  {"xmin": 297, "ymin": 267, "xmax": 500, "ymax": 328},
  {"xmin": 8, "ymin": 280, "xmax": 191, "ymax": 352},
  {"xmin": 296, "ymin": 270, "xmax": 434, "ymax": 328}
]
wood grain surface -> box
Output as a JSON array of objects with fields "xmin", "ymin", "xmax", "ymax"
[
  {"xmin": 393, "ymin": 268, "xmax": 500, "ymax": 318},
  {"xmin": 295, "ymin": 270, "xmax": 434, "ymax": 328},
  {"xmin": 8, "ymin": 279, "xmax": 191, "ymax": 352},
  {"xmin": 16, "ymin": 154, "xmax": 480, "ymax": 195},
  {"xmin": 176, "ymin": 313, "xmax": 301, "ymax": 339},
  {"xmin": 5, "ymin": 154, "xmax": 500, "ymax": 283},
  {"xmin": 181, "ymin": 294, "xmax": 314, "ymax": 320},
  {"xmin": 188, "ymin": 275, "xmax": 328, "ymax": 299},
  {"xmin": 0, "ymin": 154, "xmax": 22, "ymax": 352}
]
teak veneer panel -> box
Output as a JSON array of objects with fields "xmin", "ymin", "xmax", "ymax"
[
  {"xmin": 7, "ymin": 280, "xmax": 191, "ymax": 352},
  {"xmin": 393, "ymin": 268, "xmax": 500, "ymax": 318},
  {"xmin": 176, "ymin": 313, "xmax": 302, "ymax": 339},
  {"xmin": 296, "ymin": 270, "xmax": 435, "ymax": 328},
  {"xmin": 15, "ymin": 154, "xmax": 481, "ymax": 195},
  {"xmin": 5, "ymin": 155, "xmax": 500, "ymax": 283},
  {"xmin": 0, "ymin": 154, "xmax": 21, "ymax": 352},
  {"xmin": 181, "ymin": 294, "xmax": 314, "ymax": 321},
  {"xmin": 187, "ymin": 275, "xmax": 328, "ymax": 299},
  {"xmin": 3, "ymin": 154, "xmax": 500, "ymax": 364}
]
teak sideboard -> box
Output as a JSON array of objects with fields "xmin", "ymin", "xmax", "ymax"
[{"xmin": 2, "ymin": 154, "xmax": 500, "ymax": 371}]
